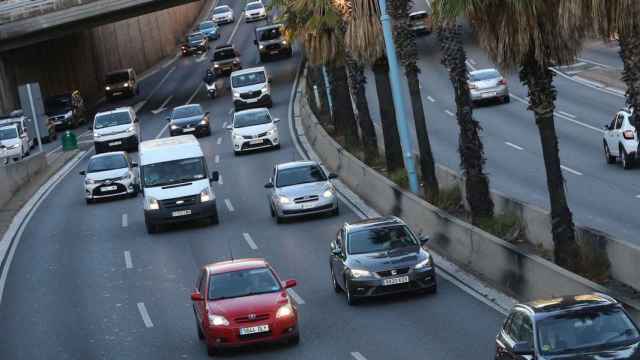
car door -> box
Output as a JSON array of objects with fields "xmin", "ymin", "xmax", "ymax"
[
  {"xmin": 193, "ymin": 270, "xmax": 207, "ymax": 328},
  {"xmin": 496, "ymin": 310, "xmax": 535, "ymax": 360},
  {"xmin": 605, "ymin": 114, "xmax": 621, "ymax": 156},
  {"xmin": 269, "ymin": 167, "xmax": 277, "ymax": 207},
  {"xmin": 330, "ymin": 228, "xmax": 348, "ymax": 289}
]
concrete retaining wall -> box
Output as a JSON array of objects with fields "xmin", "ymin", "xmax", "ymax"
[{"xmin": 0, "ymin": 152, "xmax": 47, "ymax": 208}]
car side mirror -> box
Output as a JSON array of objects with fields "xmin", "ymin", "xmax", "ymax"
[
  {"xmin": 225, "ymin": 125, "xmax": 233, "ymax": 130},
  {"xmin": 166, "ymin": 117, "xmax": 171, "ymax": 122},
  {"xmin": 511, "ymin": 341, "xmax": 534, "ymax": 355},
  {"xmin": 210, "ymin": 171, "xmax": 219, "ymax": 182},
  {"xmin": 134, "ymin": 117, "xmax": 139, "ymax": 123},
  {"xmin": 328, "ymin": 173, "xmax": 338, "ymax": 179},
  {"xmin": 79, "ymin": 170, "xmax": 86, "ymax": 176},
  {"xmin": 419, "ymin": 235, "xmax": 430, "ymax": 245},
  {"xmin": 131, "ymin": 161, "xmax": 138, "ymax": 168},
  {"xmin": 273, "ymin": 118, "xmax": 280, "ymax": 123},
  {"xmin": 264, "ymin": 182, "xmax": 274, "ymax": 188},
  {"xmin": 268, "ymin": 77, "xmax": 272, "ymax": 84},
  {"xmin": 283, "ymin": 279, "xmax": 297, "ymax": 289},
  {"xmin": 604, "ymin": 124, "xmax": 611, "ymax": 130},
  {"xmin": 191, "ymin": 291, "xmax": 204, "ymax": 301},
  {"xmin": 331, "ymin": 247, "xmax": 341, "ymax": 256}
]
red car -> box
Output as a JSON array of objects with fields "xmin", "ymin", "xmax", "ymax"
[{"xmin": 191, "ymin": 258, "xmax": 300, "ymax": 355}]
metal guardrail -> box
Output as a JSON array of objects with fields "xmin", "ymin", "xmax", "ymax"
[{"xmin": 0, "ymin": 0, "xmax": 100, "ymax": 25}]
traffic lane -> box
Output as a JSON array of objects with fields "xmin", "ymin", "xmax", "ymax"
[{"xmin": 580, "ymin": 41, "xmax": 623, "ymax": 70}]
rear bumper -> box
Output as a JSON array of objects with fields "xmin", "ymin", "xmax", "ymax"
[
  {"xmin": 470, "ymin": 86, "xmax": 509, "ymax": 101},
  {"xmin": 213, "ymin": 63, "xmax": 241, "ymax": 76},
  {"xmin": 347, "ymin": 267, "xmax": 437, "ymax": 298},
  {"xmin": 144, "ymin": 200, "xmax": 217, "ymax": 225},
  {"xmin": 259, "ymin": 46, "xmax": 292, "ymax": 58},
  {"xmin": 106, "ymin": 88, "xmax": 134, "ymax": 98},
  {"xmin": 233, "ymin": 94, "xmax": 272, "ymax": 110}
]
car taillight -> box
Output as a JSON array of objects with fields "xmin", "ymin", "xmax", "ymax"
[
  {"xmin": 623, "ymin": 130, "xmax": 635, "ymax": 139},
  {"xmin": 498, "ymin": 79, "xmax": 507, "ymax": 85}
]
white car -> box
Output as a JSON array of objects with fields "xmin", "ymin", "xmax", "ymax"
[
  {"xmin": 92, "ymin": 107, "xmax": 139, "ymax": 153},
  {"xmin": 245, "ymin": 1, "xmax": 267, "ymax": 22},
  {"xmin": 211, "ymin": 5, "xmax": 234, "ymax": 24},
  {"xmin": 604, "ymin": 108, "xmax": 639, "ymax": 169},
  {"xmin": 0, "ymin": 124, "xmax": 29, "ymax": 164},
  {"xmin": 230, "ymin": 67, "xmax": 272, "ymax": 110},
  {"xmin": 80, "ymin": 152, "xmax": 139, "ymax": 204},
  {"xmin": 228, "ymin": 108, "xmax": 279, "ymax": 154}
]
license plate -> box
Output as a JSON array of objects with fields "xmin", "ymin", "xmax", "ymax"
[
  {"xmin": 183, "ymin": 128, "xmax": 196, "ymax": 132},
  {"xmin": 481, "ymin": 92, "xmax": 496, "ymax": 98},
  {"xmin": 113, "ymin": 92, "xmax": 123, "ymax": 96},
  {"xmin": 101, "ymin": 186, "xmax": 117, "ymax": 192},
  {"xmin": 109, "ymin": 141, "xmax": 122, "ymax": 146},
  {"xmin": 240, "ymin": 324, "xmax": 269, "ymax": 336},
  {"xmin": 301, "ymin": 203, "xmax": 315, "ymax": 209},
  {"xmin": 250, "ymin": 139, "xmax": 263, "ymax": 145},
  {"xmin": 172, "ymin": 210, "xmax": 192, "ymax": 217},
  {"xmin": 382, "ymin": 276, "xmax": 410, "ymax": 286},
  {"xmin": 270, "ymin": 50, "xmax": 280, "ymax": 55}
]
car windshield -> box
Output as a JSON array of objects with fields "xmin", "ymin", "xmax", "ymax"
[
  {"xmin": 105, "ymin": 72, "xmax": 129, "ymax": 84},
  {"xmin": 234, "ymin": 111, "xmax": 271, "ymax": 128},
  {"xmin": 0, "ymin": 127, "xmax": 18, "ymax": 140},
  {"xmin": 258, "ymin": 27, "xmax": 281, "ymax": 41},
  {"xmin": 199, "ymin": 22, "xmax": 215, "ymax": 30},
  {"xmin": 213, "ymin": 6, "xmax": 229, "ymax": 14},
  {"xmin": 276, "ymin": 164, "xmax": 326, "ymax": 187},
  {"xmin": 45, "ymin": 96, "xmax": 72, "ymax": 113},
  {"xmin": 231, "ymin": 71, "xmax": 266, "ymax": 88},
  {"xmin": 214, "ymin": 48, "xmax": 235, "ymax": 61},
  {"xmin": 172, "ymin": 106, "xmax": 203, "ymax": 120},
  {"xmin": 410, "ymin": 12, "xmax": 427, "ymax": 20},
  {"xmin": 537, "ymin": 307, "xmax": 640, "ymax": 356},
  {"xmin": 188, "ymin": 33, "xmax": 203, "ymax": 43},
  {"xmin": 470, "ymin": 71, "xmax": 500, "ymax": 81},
  {"xmin": 348, "ymin": 225, "xmax": 419, "ymax": 255},
  {"xmin": 208, "ymin": 267, "xmax": 281, "ymax": 301},
  {"xmin": 94, "ymin": 112, "xmax": 131, "ymax": 129},
  {"xmin": 142, "ymin": 157, "xmax": 206, "ymax": 187},
  {"xmin": 247, "ymin": 2, "xmax": 263, "ymax": 10},
  {"xmin": 87, "ymin": 154, "xmax": 128, "ymax": 173}
]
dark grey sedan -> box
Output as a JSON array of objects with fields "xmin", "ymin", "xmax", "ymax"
[
  {"xmin": 329, "ymin": 216, "xmax": 436, "ymax": 305},
  {"xmin": 168, "ymin": 104, "xmax": 211, "ymax": 137}
]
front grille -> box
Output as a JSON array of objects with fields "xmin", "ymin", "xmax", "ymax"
[
  {"xmin": 371, "ymin": 281, "xmax": 417, "ymax": 296},
  {"xmin": 376, "ymin": 267, "xmax": 410, "ymax": 278},
  {"xmin": 242, "ymin": 135, "xmax": 254, "ymax": 140},
  {"xmin": 238, "ymin": 330, "xmax": 272, "ymax": 341},
  {"xmin": 282, "ymin": 203, "xmax": 333, "ymax": 215},
  {"xmin": 258, "ymin": 132, "xmax": 268, "ymax": 138},
  {"xmin": 266, "ymin": 43, "xmax": 281, "ymax": 51},
  {"xmin": 294, "ymin": 195, "xmax": 319, "ymax": 204},
  {"xmin": 240, "ymin": 91, "xmax": 261, "ymax": 99},
  {"xmin": 241, "ymin": 139, "xmax": 273, "ymax": 150},
  {"xmin": 159, "ymin": 195, "xmax": 198, "ymax": 209},
  {"xmin": 234, "ymin": 314, "xmax": 270, "ymax": 324},
  {"xmin": 92, "ymin": 183, "xmax": 127, "ymax": 196}
]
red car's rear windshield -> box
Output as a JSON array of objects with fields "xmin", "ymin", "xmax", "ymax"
[{"xmin": 209, "ymin": 267, "xmax": 281, "ymax": 300}]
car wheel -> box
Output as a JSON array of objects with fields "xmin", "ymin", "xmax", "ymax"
[
  {"xmin": 267, "ymin": 99, "xmax": 273, "ymax": 108},
  {"xmin": 85, "ymin": 198, "xmax": 93, "ymax": 205},
  {"xmin": 259, "ymin": 54, "xmax": 266, "ymax": 63},
  {"xmin": 332, "ymin": 205, "xmax": 340, "ymax": 216},
  {"xmin": 621, "ymin": 146, "xmax": 633, "ymax": 169},
  {"xmin": 503, "ymin": 95, "xmax": 511, "ymax": 103},
  {"xmin": 207, "ymin": 345, "xmax": 219, "ymax": 356},
  {"xmin": 331, "ymin": 267, "xmax": 341, "ymax": 293},
  {"xmin": 604, "ymin": 142, "xmax": 616, "ymax": 164},
  {"xmin": 288, "ymin": 333, "xmax": 300, "ymax": 345},
  {"xmin": 209, "ymin": 208, "xmax": 219, "ymax": 225},
  {"xmin": 345, "ymin": 277, "xmax": 357, "ymax": 306},
  {"xmin": 145, "ymin": 218, "xmax": 159, "ymax": 234},
  {"xmin": 275, "ymin": 213, "xmax": 285, "ymax": 224},
  {"xmin": 205, "ymin": 126, "xmax": 211, "ymax": 137}
]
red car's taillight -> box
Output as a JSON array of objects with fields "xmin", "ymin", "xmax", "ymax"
[{"xmin": 623, "ymin": 130, "xmax": 635, "ymax": 139}]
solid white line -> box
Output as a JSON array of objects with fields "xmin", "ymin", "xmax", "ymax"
[
  {"xmin": 133, "ymin": 100, "xmax": 147, "ymax": 113},
  {"xmin": 196, "ymin": 53, "xmax": 207, "ymax": 63},
  {"xmin": 217, "ymin": 137, "xmax": 222, "ymax": 145},
  {"xmin": 287, "ymin": 289, "xmax": 305, "ymax": 305},
  {"xmin": 228, "ymin": 108, "xmax": 233, "ymax": 115},
  {"xmin": 186, "ymin": 83, "xmax": 203, "ymax": 105},
  {"xmin": 146, "ymin": 66, "xmax": 177, "ymax": 101},
  {"xmin": 576, "ymin": 57, "xmax": 617, "ymax": 70},
  {"xmin": 426, "ymin": 96, "xmax": 435, "ymax": 102},
  {"xmin": 558, "ymin": 110, "xmax": 576, "ymax": 118},
  {"xmin": 224, "ymin": 199, "xmax": 235, "ymax": 212},
  {"xmin": 549, "ymin": 67, "xmax": 624, "ymax": 98},
  {"xmin": 444, "ymin": 109, "xmax": 455, "ymax": 117},
  {"xmin": 351, "ymin": 352, "xmax": 367, "ymax": 360},
  {"xmin": 222, "ymin": 121, "xmax": 228, "ymax": 128},
  {"xmin": 137, "ymin": 302, "xmax": 154, "ymax": 328},
  {"xmin": 505, "ymin": 142, "xmax": 524, "ymax": 151},
  {"xmin": 218, "ymin": 174, "xmax": 223, "ymax": 185},
  {"xmin": 561, "ymin": 165, "xmax": 583, "ymax": 176},
  {"xmin": 124, "ymin": 251, "xmax": 133, "ymax": 269},
  {"xmin": 227, "ymin": 13, "xmax": 244, "ymax": 44},
  {"xmin": 121, "ymin": 213, "xmax": 128, "ymax": 227},
  {"xmin": 214, "ymin": 155, "xmax": 220, "ymax": 163},
  {"xmin": 155, "ymin": 123, "xmax": 170, "ymax": 139},
  {"xmin": 243, "ymin": 233, "xmax": 258, "ymax": 250}
]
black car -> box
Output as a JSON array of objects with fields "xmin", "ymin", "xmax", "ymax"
[
  {"xmin": 45, "ymin": 92, "xmax": 86, "ymax": 130},
  {"xmin": 181, "ymin": 32, "xmax": 209, "ymax": 56},
  {"xmin": 211, "ymin": 44, "xmax": 241, "ymax": 76},
  {"xmin": 168, "ymin": 104, "xmax": 211, "ymax": 137},
  {"xmin": 329, "ymin": 216, "xmax": 436, "ymax": 305},
  {"xmin": 105, "ymin": 68, "xmax": 138, "ymax": 100},
  {"xmin": 255, "ymin": 24, "xmax": 292, "ymax": 62},
  {"xmin": 496, "ymin": 293, "xmax": 640, "ymax": 359}
]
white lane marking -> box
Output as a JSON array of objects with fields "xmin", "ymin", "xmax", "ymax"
[
  {"xmin": 222, "ymin": 121, "xmax": 228, "ymax": 128},
  {"xmin": 558, "ymin": 110, "xmax": 576, "ymax": 118},
  {"xmin": 133, "ymin": 100, "xmax": 147, "ymax": 113},
  {"xmin": 549, "ymin": 67, "xmax": 624, "ymax": 98},
  {"xmin": 509, "ymin": 94, "xmax": 604, "ymax": 133},
  {"xmin": 243, "ymin": 233, "xmax": 258, "ymax": 250},
  {"xmin": 227, "ymin": 13, "xmax": 244, "ymax": 44},
  {"xmin": 217, "ymin": 137, "xmax": 222, "ymax": 145},
  {"xmin": 426, "ymin": 95, "xmax": 435, "ymax": 102},
  {"xmin": 155, "ymin": 123, "xmax": 170, "ymax": 139},
  {"xmin": 146, "ymin": 66, "xmax": 177, "ymax": 102},
  {"xmin": 469, "ymin": 58, "xmax": 477, "ymax": 65},
  {"xmin": 186, "ymin": 83, "xmax": 203, "ymax": 105},
  {"xmin": 351, "ymin": 352, "xmax": 367, "ymax": 360},
  {"xmin": 287, "ymin": 289, "xmax": 305, "ymax": 305},
  {"xmin": 214, "ymin": 155, "xmax": 220, "ymax": 163},
  {"xmin": 224, "ymin": 199, "xmax": 235, "ymax": 212},
  {"xmin": 124, "ymin": 251, "xmax": 133, "ymax": 269},
  {"xmin": 196, "ymin": 53, "xmax": 207, "ymax": 63},
  {"xmin": 151, "ymin": 95, "xmax": 173, "ymax": 114},
  {"xmin": 218, "ymin": 174, "xmax": 223, "ymax": 185},
  {"xmin": 228, "ymin": 108, "xmax": 233, "ymax": 115},
  {"xmin": 121, "ymin": 213, "xmax": 128, "ymax": 227},
  {"xmin": 561, "ymin": 165, "xmax": 583, "ymax": 176},
  {"xmin": 636, "ymin": 195, "xmax": 640, "ymax": 199},
  {"xmin": 505, "ymin": 142, "xmax": 524, "ymax": 151},
  {"xmin": 137, "ymin": 302, "xmax": 154, "ymax": 328},
  {"xmin": 444, "ymin": 109, "xmax": 455, "ymax": 117},
  {"xmin": 576, "ymin": 57, "xmax": 617, "ymax": 70}
]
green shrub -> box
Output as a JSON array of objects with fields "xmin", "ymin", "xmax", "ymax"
[{"xmin": 477, "ymin": 214, "xmax": 521, "ymax": 241}]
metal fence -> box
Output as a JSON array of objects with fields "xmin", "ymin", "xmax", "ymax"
[{"xmin": 0, "ymin": 0, "xmax": 100, "ymax": 24}]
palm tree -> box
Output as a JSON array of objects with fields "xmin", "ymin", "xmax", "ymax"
[
  {"xmin": 436, "ymin": 22, "xmax": 494, "ymax": 223},
  {"xmin": 436, "ymin": 0, "xmax": 595, "ymax": 272},
  {"xmin": 386, "ymin": 0, "xmax": 440, "ymax": 203}
]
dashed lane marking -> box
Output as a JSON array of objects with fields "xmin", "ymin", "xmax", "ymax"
[
  {"xmin": 444, "ymin": 109, "xmax": 455, "ymax": 117},
  {"xmin": 124, "ymin": 251, "xmax": 133, "ymax": 269},
  {"xmin": 137, "ymin": 302, "xmax": 154, "ymax": 328},
  {"xmin": 243, "ymin": 233, "xmax": 258, "ymax": 250},
  {"xmin": 426, "ymin": 96, "xmax": 435, "ymax": 102},
  {"xmin": 228, "ymin": 108, "xmax": 233, "ymax": 115},
  {"xmin": 351, "ymin": 352, "xmax": 367, "ymax": 360},
  {"xmin": 217, "ymin": 137, "xmax": 222, "ymax": 145},
  {"xmin": 121, "ymin": 213, "xmax": 128, "ymax": 227},
  {"xmin": 224, "ymin": 199, "xmax": 235, "ymax": 212},
  {"xmin": 186, "ymin": 83, "xmax": 203, "ymax": 105},
  {"xmin": 287, "ymin": 289, "xmax": 305, "ymax": 305},
  {"xmin": 214, "ymin": 155, "xmax": 220, "ymax": 163},
  {"xmin": 505, "ymin": 142, "xmax": 524, "ymax": 151},
  {"xmin": 218, "ymin": 174, "xmax": 223, "ymax": 185},
  {"xmin": 226, "ymin": 13, "xmax": 244, "ymax": 44},
  {"xmin": 561, "ymin": 165, "xmax": 583, "ymax": 176}
]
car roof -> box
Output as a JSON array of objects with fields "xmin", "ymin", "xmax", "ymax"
[
  {"xmin": 470, "ymin": 68, "xmax": 499, "ymax": 76},
  {"xmin": 275, "ymin": 160, "xmax": 318, "ymax": 171},
  {"xmin": 231, "ymin": 66, "xmax": 267, "ymax": 77},
  {"xmin": 345, "ymin": 216, "xmax": 406, "ymax": 232},
  {"xmin": 256, "ymin": 24, "xmax": 282, "ymax": 32},
  {"xmin": 214, "ymin": 5, "xmax": 231, "ymax": 9},
  {"xmin": 89, "ymin": 151, "xmax": 127, "ymax": 160},
  {"xmin": 234, "ymin": 108, "xmax": 269, "ymax": 117},
  {"xmin": 205, "ymin": 258, "xmax": 269, "ymax": 274},
  {"xmin": 139, "ymin": 135, "xmax": 203, "ymax": 165},
  {"xmin": 520, "ymin": 293, "xmax": 619, "ymax": 317},
  {"xmin": 95, "ymin": 107, "xmax": 132, "ymax": 117},
  {"xmin": 246, "ymin": 1, "xmax": 263, "ymax": 6}
]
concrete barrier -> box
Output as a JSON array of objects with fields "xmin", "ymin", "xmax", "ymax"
[
  {"xmin": 0, "ymin": 152, "xmax": 47, "ymax": 208},
  {"xmin": 296, "ymin": 77, "xmax": 640, "ymax": 314}
]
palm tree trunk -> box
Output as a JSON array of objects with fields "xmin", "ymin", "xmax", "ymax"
[
  {"xmin": 619, "ymin": 30, "xmax": 640, "ymax": 130},
  {"xmin": 373, "ymin": 57, "xmax": 404, "ymax": 172},
  {"xmin": 305, "ymin": 65, "xmax": 332, "ymax": 127},
  {"xmin": 346, "ymin": 56, "xmax": 379, "ymax": 164},
  {"xmin": 520, "ymin": 56, "xmax": 581, "ymax": 272},
  {"xmin": 438, "ymin": 24, "xmax": 494, "ymax": 223},
  {"xmin": 328, "ymin": 63, "xmax": 360, "ymax": 149}
]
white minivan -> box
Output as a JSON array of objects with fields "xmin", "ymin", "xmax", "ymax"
[
  {"xmin": 139, "ymin": 135, "xmax": 219, "ymax": 233},
  {"xmin": 230, "ymin": 67, "xmax": 272, "ymax": 110}
]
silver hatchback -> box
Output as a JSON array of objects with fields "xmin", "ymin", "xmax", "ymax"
[
  {"xmin": 265, "ymin": 161, "xmax": 339, "ymax": 223},
  {"xmin": 468, "ymin": 68, "xmax": 510, "ymax": 104}
]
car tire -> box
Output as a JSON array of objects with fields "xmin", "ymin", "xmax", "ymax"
[
  {"xmin": 86, "ymin": 198, "xmax": 94, "ymax": 205},
  {"xmin": 205, "ymin": 126, "xmax": 212, "ymax": 137},
  {"xmin": 275, "ymin": 214, "xmax": 285, "ymax": 224},
  {"xmin": 209, "ymin": 208, "xmax": 219, "ymax": 225},
  {"xmin": 331, "ymin": 267, "xmax": 341, "ymax": 293},
  {"xmin": 194, "ymin": 309, "xmax": 205, "ymax": 340},
  {"xmin": 259, "ymin": 54, "xmax": 266, "ymax": 63},
  {"xmin": 273, "ymin": 143, "xmax": 281, "ymax": 150},
  {"xmin": 266, "ymin": 99, "xmax": 273, "ymax": 108},
  {"xmin": 145, "ymin": 218, "xmax": 159, "ymax": 234},
  {"xmin": 621, "ymin": 146, "xmax": 633, "ymax": 169},
  {"xmin": 332, "ymin": 205, "xmax": 340, "ymax": 217},
  {"xmin": 345, "ymin": 277, "xmax": 358, "ymax": 306},
  {"xmin": 288, "ymin": 333, "xmax": 300, "ymax": 345},
  {"xmin": 503, "ymin": 95, "xmax": 511, "ymax": 103},
  {"xmin": 207, "ymin": 345, "xmax": 219, "ymax": 356},
  {"xmin": 604, "ymin": 142, "xmax": 616, "ymax": 164}
]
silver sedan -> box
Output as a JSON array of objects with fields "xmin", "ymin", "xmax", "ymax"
[
  {"xmin": 265, "ymin": 161, "xmax": 339, "ymax": 223},
  {"xmin": 468, "ymin": 68, "xmax": 510, "ymax": 104}
]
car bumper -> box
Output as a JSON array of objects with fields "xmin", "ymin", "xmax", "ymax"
[
  {"xmin": 85, "ymin": 178, "xmax": 136, "ymax": 200},
  {"xmin": 182, "ymin": 46, "xmax": 207, "ymax": 56},
  {"xmin": 170, "ymin": 123, "xmax": 210, "ymax": 137},
  {"xmin": 144, "ymin": 199, "xmax": 217, "ymax": 225},
  {"xmin": 245, "ymin": 13, "xmax": 267, "ymax": 22},
  {"xmin": 233, "ymin": 94, "xmax": 272, "ymax": 110},
  {"xmin": 106, "ymin": 88, "xmax": 133, "ymax": 97},
  {"xmin": 214, "ymin": 64, "xmax": 241, "ymax": 75},
  {"xmin": 275, "ymin": 196, "xmax": 337, "ymax": 218},
  {"xmin": 204, "ymin": 317, "xmax": 298, "ymax": 349},
  {"xmin": 347, "ymin": 267, "xmax": 437, "ymax": 298},
  {"xmin": 213, "ymin": 16, "xmax": 233, "ymax": 24},
  {"xmin": 0, "ymin": 147, "xmax": 21, "ymax": 159},
  {"xmin": 233, "ymin": 133, "xmax": 279, "ymax": 152},
  {"xmin": 94, "ymin": 134, "xmax": 138, "ymax": 152},
  {"xmin": 470, "ymin": 86, "xmax": 509, "ymax": 101},
  {"xmin": 259, "ymin": 46, "xmax": 292, "ymax": 58}
]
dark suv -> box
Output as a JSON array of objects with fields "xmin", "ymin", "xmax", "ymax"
[
  {"xmin": 211, "ymin": 45, "xmax": 241, "ymax": 76},
  {"xmin": 105, "ymin": 69, "xmax": 138, "ymax": 100},
  {"xmin": 181, "ymin": 32, "xmax": 209, "ymax": 56},
  {"xmin": 496, "ymin": 293, "xmax": 640, "ymax": 359},
  {"xmin": 45, "ymin": 92, "xmax": 87, "ymax": 130},
  {"xmin": 254, "ymin": 24, "xmax": 292, "ymax": 62}
]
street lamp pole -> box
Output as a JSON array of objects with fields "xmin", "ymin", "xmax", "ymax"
[{"xmin": 377, "ymin": 0, "xmax": 419, "ymax": 193}]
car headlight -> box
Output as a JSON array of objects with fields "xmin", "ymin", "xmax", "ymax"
[
  {"xmin": 124, "ymin": 83, "xmax": 129, "ymax": 87},
  {"xmin": 233, "ymin": 91, "xmax": 240, "ymax": 97},
  {"xmin": 170, "ymin": 124, "xmax": 180, "ymax": 130},
  {"xmin": 232, "ymin": 133, "xmax": 243, "ymax": 141},
  {"xmin": 105, "ymin": 86, "xmax": 111, "ymax": 91},
  {"xmin": 214, "ymin": 63, "xmax": 220, "ymax": 68},
  {"xmin": 233, "ymin": 58, "xmax": 240, "ymax": 64},
  {"xmin": 200, "ymin": 188, "xmax": 212, "ymax": 202},
  {"xmin": 127, "ymin": 126, "xmax": 136, "ymax": 133},
  {"xmin": 208, "ymin": 314, "xmax": 229, "ymax": 326},
  {"xmin": 64, "ymin": 110, "xmax": 73, "ymax": 119},
  {"xmin": 6, "ymin": 144, "xmax": 19, "ymax": 150},
  {"xmin": 414, "ymin": 255, "xmax": 433, "ymax": 270},
  {"xmin": 199, "ymin": 117, "xmax": 209, "ymax": 125},
  {"xmin": 85, "ymin": 178, "xmax": 96, "ymax": 185},
  {"xmin": 147, "ymin": 197, "xmax": 159, "ymax": 210},
  {"xmin": 278, "ymin": 196, "xmax": 291, "ymax": 204},
  {"xmin": 282, "ymin": 40, "xmax": 287, "ymax": 45},
  {"xmin": 350, "ymin": 269, "xmax": 372, "ymax": 278},
  {"xmin": 276, "ymin": 303, "xmax": 294, "ymax": 318},
  {"xmin": 259, "ymin": 44, "xmax": 264, "ymax": 50},
  {"xmin": 93, "ymin": 132, "xmax": 101, "ymax": 138},
  {"xmin": 267, "ymin": 128, "xmax": 275, "ymax": 136},
  {"xmin": 322, "ymin": 189, "xmax": 334, "ymax": 198},
  {"xmin": 261, "ymin": 87, "xmax": 268, "ymax": 94}
]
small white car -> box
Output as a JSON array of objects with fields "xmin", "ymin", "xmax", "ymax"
[
  {"xmin": 230, "ymin": 67, "xmax": 272, "ymax": 110},
  {"xmin": 0, "ymin": 124, "xmax": 29, "ymax": 164},
  {"xmin": 245, "ymin": 1, "xmax": 267, "ymax": 22},
  {"xmin": 92, "ymin": 107, "xmax": 139, "ymax": 153},
  {"xmin": 604, "ymin": 108, "xmax": 639, "ymax": 169},
  {"xmin": 227, "ymin": 108, "xmax": 279, "ymax": 154},
  {"xmin": 80, "ymin": 152, "xmax": 139, "ymax": 204},
  {"xmin": 211, "ymin": 5, "xmax": 234, "ymax": 24},
  {"xmin": 468, "ymin": 68, "xmax": 510, "ymax": 104}
]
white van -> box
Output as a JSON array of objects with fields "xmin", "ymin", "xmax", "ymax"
[
  {"xmin": 230, "ymin": 66, "xmax": 272, "ymax": 110},
  {"xmin": 93, "ymin": 107, "xmax": 139, "ymax": 153},
  {"xmin": 139, "ymin": 135, "xmax": 219, "ymax": 233}
]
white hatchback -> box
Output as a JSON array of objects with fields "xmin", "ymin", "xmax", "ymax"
[
  {"xmin": 604, "ymin": 108, "xmax": 639, "ymax": 169},
  {"xmin": 211, "ymin": 5, "xmax": 234, "ymax": 24},
  {"xmin": 245, "ymin": 1, "xmax": 267, "ymax": 22},
  {"xmin": 227, "ymin": 108, "xmax": 279, "ymax": 154},
  {"xmin": 80, "ymin": 151, "xmax": 139, "ymax": 204}
]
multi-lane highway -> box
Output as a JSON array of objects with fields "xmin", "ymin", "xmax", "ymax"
[{"xmin": 0, "ymin": 1, "xmax": 506, "ymax": 359}]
